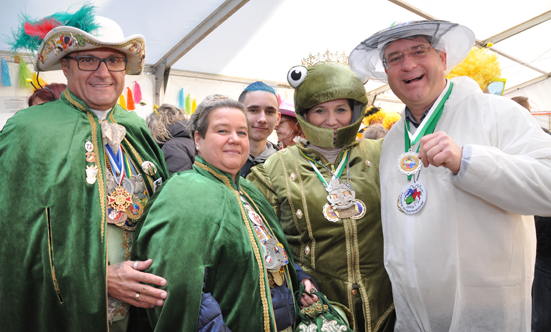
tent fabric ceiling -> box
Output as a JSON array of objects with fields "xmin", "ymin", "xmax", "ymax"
[{"xmin": 1, "ymin": 0, "xmax": 550, "ymax": 98}]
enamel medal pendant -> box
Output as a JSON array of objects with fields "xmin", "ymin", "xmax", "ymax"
[
  {"xmin": 398, "ymin": 181, "xmax": 427, "ymax": 214},
  {"xmin": 397, "ymin": 151, "xmax": 422, "ymax": 176},
  {"xmin": 322, "ymin": 203, "xmax": 340, "ymax": 222},
  {"xmin": 325, "ymin": 179, "xmax": 356, "ymax": 210},
  {"xmin": 108, "ymin": 186, "xmax": 133, "ymax": 212}
]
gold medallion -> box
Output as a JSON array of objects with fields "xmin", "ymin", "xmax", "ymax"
[{"xmin": 108, "ymin": 186, "xmax": 133, "ymax": 212}]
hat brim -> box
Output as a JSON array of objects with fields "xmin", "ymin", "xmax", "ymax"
[
  {"xmin": 36, "ymin": 26, "xmax": 145, "ymax": 75},
  {"xmin": 349, "ymin": 20, "xmax": 475, "ymax": 83}
]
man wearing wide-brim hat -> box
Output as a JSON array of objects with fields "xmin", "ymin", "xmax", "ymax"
[
  {"xmin": 349, "ymin": 20, "xmax": 551, "ymax": 331},
  {"xmin": 0, "ymin": 7, "xmax": 169, "ymax": 331}
]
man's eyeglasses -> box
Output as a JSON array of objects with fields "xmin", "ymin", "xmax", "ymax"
[
  {"xmin": 383, "ymin": 46, "xmax": 434, "ymax": 69},
  {"xmin": 65, "ymin": 55, "xmax": 128, "ymax": 72}
]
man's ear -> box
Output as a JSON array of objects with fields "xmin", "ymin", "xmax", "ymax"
[
  {"xmin": 439, "ymin": 51, "xmax": 448, "ymax": 71},
  {"xmin": 61, "ymin": 58, "xmax": 69, "ymax": 77},
  {"xmin": 276, "ymin": 112, "xmax": 281, "ymax": 125}
]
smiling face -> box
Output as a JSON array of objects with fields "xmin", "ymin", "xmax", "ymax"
[
  {"xmin": 304, "ymin": 99, "xmax": 352, "ymax": 137},
  {"xmin": 62, "ymin": 48, "xmax": 126, "ymax": 111},
  {"xmin": 384, "ymin": 37, "xmax": 447, "ymax": 113},
  {"xmin": 194, "ymin": 107, "xmax": 250, "ymax": 178},
  {"xmin": 242, "ymin": 91, "xmax": 280, "ymax": 143}
]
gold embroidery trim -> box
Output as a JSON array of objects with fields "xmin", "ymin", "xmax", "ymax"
[
  {"xmin": 343, "ymin": 219, "xmax": 353, "ymax": 318},
  {"xmin": 290, "ymin": 148, "xmax": 318, "ymax": 268},
  {"xmin": 351, "ymin": 218, "xmax": 372, "ymax": 332},
  {"xmin": 275, "ymin": 151, "xmax": 306, "ymax": 264},
  {"xmin": 122, "ymin": 230, "xmax": 131, "ymax": 261},
  {"xmin": 46, "ymin": 207, "xmax": 63, "ymax": 304},
  {"xmin": 86, "ymin": 112, "xmax": 107, "ymax": 243},
  {"xmin": 195, "ymin": 161, "xmax": 272, "ymax": 332},
  {"xmin": 374, "ymin": 303, "xmax": 395, "ymax": 332}
]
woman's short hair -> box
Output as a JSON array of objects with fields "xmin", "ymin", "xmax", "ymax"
[
  {"xmin": 27, "ymin": 83, "xmax": 67, "ymax": 107},
  {"xmin": 146, "ymin": 104, "xmax": 187, "ymax": 144},
  {"xmin": 188, "ymin": 94, "xmax": 248, "ymax": 139}
]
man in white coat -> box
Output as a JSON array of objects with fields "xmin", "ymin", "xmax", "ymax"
[{"xmin": 349, "ymin": 20, "xmax": 551, "ymax": 331}]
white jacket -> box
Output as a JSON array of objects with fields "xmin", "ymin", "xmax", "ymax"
[{"xmin": 380, "ymin": 76, "xmax": 551, "ymax": 332}]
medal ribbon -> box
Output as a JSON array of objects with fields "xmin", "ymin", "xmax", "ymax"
[
  {"xmin": 404, "ymin": 82, "xmax": 454, "ymax": 180},
  {"xmin": 404, "ymin": 81, "xmax": 454, "ymax": 151},
  {"xmin": 105, "ymin": 144, "xmax": 125, "ymax": 185},
  {"xmin": 306, "ymin": 150, "xmax": 349, "ymax": 187}
]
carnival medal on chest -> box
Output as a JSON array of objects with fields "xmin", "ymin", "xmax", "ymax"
[
  {"xmin": 397, "ymin": 82, "xmax": 454, "ymax": 214},
  {"xmin": 306, "ymin": 150, "xmax": 366, "ymax": 222}
]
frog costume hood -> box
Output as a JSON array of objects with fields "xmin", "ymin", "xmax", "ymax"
[{"xmin": 287, "ymin": 62, "xmax": 368, "ymax": 148}]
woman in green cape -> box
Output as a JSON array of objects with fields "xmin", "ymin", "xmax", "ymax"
[{"xmin": 132, "ymin": 95, "xmax": 317, "ymax": 331}]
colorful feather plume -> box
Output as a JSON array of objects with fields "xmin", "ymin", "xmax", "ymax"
[
  {"xmin": 178, "ymin": 88, "xmax": 184, "ymax": 109},
  {"xmin": 1, "ymin": 59, "xmax": 12, "ymax": 87},
  {"xmin": 8, "ymin": 3, "xmax": 98, "ymax": 52},
  {"xmin": 18, "ymin": 58, "xmax": 33, "ymax": 88},
  {"xmin": 126, "ymin": 87, "xmax": 135, "ymax": 110},
  {"xmin": 24, "ymin": 19, "xmax": 61, "ymax": 39},
  {"xmin": 133, "ymin": 81, "xmax": 142, "ymax": 104}
]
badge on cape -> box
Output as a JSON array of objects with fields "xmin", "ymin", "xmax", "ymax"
[
  {"xmin": 86, "ymin": 165, "xmax": 98, "ymax": 184},
  {"xmin": 398, "ymin": 181, "xmax": 427, "ymax": 214},
  {"xmin": 86, "ymin": 151, "xmax": 95, "ymax": 163},
  {"xmin": 85, "ymin": 139, "xmax": 94, "ymax": 152},
  {"xmin": 397, "ymin": 151, "xmax": 422, "ymax": 176},
  {"xmin": 141, "ymin": 161, "xmax": 157, "ymax": 176}
]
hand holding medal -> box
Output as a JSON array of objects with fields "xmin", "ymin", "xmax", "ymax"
[{"xmin": 418, "ymin": 131, "xmax": 462, "ymax": 174}]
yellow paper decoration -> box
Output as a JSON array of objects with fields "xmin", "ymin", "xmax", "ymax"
[{"xmin": 446, "ymin": 47, "xmax": 502, "ymax": 91}]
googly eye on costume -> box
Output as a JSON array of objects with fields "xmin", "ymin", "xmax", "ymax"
[{"xmin": 287, "ymin": 66, "xmax": 308, "ymax": 88}]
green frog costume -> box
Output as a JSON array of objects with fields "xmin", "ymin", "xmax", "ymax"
[
  {"xmin": 248, "ymin": 62, "xmax": 395, "ymax": 332},
  {"xmin": 131, "ymin": 156, "xmax": 299, "ymax": 331},
  {"xmin": 0, "ymin": 89, "xmax": 168, "ymax": 331}
]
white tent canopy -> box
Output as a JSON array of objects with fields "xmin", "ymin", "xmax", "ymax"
[{"xmin": 1, "ymin": 0, "xmax": 550, "ymax": 128}]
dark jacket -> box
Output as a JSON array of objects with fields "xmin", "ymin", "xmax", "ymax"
[
  {"xmin": 161, "ymin": 121, "xmax": 196, "ymax": 175},
  {"xmin": 240, "ymin": 140, "xmax": 279, "ymax": 178}
]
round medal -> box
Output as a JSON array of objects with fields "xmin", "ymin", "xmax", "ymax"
[
  {"xmin": 351, "ymin": 199, "xmax": 367, "ymax": 220},
  {"xmin": 122, "ymin": 177, "xmax": 135, "ymax": 196},
  {"xmin": 397, "ymin": 151, "xmax": 422, "ymax": 176},
  {"xmin": 322, "ymin": 203, "xmax": 340, "ymax": 222},
  {"xmin": 398, "ymin": 181, "xmax": 427, "ymax": 214},
  {"xmin": 248, "ymin": 210, "xmax": 264, "ymax": 226},
  {"xmin": 126, "ymin": 199, "xmax": 144, "ymax": 220},
  {"xmin": 107, "ymin": 208, "xmax": 128, "ymax": 225}
]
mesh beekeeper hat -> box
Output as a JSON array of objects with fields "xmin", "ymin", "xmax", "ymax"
[{"xmin": 349, "ymin": 20, "xmax": 475, "ymax": 83}]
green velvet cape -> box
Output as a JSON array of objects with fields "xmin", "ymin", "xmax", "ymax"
[
  {"xmin": 0, "ymin": 90, "xmax": 168, "ymax": 331},
  {"xmin": 131, "ymin": 157, "xmax": 299, "ymax": 332},
  {"xmin": 248, "ymin": 140, "xmax": 395, "ymax": 332}
]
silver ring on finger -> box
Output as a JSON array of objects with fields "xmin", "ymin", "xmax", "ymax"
[
  {"xmin": 133, "ymin": 261, "xmax": 139, "ymax": 270},
  {"xmin": 135, "ymin": 292, "xmax": 140, "ymax": 302}
]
